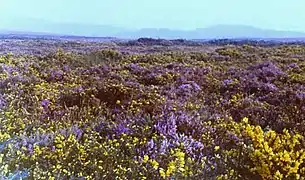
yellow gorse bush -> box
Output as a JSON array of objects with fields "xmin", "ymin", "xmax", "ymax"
[{"xmin": 231, "ymin": 117, "xmax": 305, "ymax": 180}]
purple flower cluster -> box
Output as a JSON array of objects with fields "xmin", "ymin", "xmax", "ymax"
[
  {"xmin": 50, "ymin": 69, "xmax": 64, "ymax": 81},
  {"xmin": 246, "ymin": 61, "xmax": 286, "ymax": 82},
  {"xmin": 41, "ymin": 99, "xmax": 50, "ymax": 110},
  {"xmin": 0, "ymin": 94, "xmax": 6, "ymax": 109}
]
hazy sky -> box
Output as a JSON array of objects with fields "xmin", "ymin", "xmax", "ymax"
[{"xmin": 1, "ymin": 0, "xmax": 305, "ymax": 31}]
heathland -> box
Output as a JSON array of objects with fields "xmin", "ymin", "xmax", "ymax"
[{"xmin": 0, "ymin": 37, "xmax": 304, "ymax": 179}]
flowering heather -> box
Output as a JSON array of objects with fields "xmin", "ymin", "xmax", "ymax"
[{"xmin": 0, "ymin": 44, "xmax": 305, "ymax": 179}]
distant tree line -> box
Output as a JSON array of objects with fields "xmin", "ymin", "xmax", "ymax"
[{"xmin": 118, "ymin": 37, "xmax": 305, "ymax": 47}]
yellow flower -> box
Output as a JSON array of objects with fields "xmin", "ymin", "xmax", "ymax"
[
  {"xmin": 242, "ymin": 117, "xmax": 249, "ymax": 124},
  {"xmin": 281, "ymin": 151, "xmax": 291, "ymax": 162},
  {"xmin": 166, "ymin": 160, "xmax": 176, "ymax": 176},
  {"xmin": 214, "ymin": 146, "xmax": 220, "ymax": 152},
  {"xmin": 143, "ymin": 155, "xmax": 149, "ymax": 163},
  {"xmin": 116, "ymin": 100, "xmax": 121, "ymax": 104},
  {"xmin": 174, "ymin": 150, "xmax": 185, "ymax": 158},
  {"xmin": 55, "ymin": 143, "xmax": 63, "ymax": 149},
  {"xmin": 150, "ymin": 159, "xmax": 159, "ymax": 170},
  {"xmin": 274, "ymin": 170, "xmax": 283, "ymax": 180},
  {"xmin": 62, "ymin": 169, "xmax": 68, "ymax": 174},
  {"xmin": 289, "ymin": 161, "xmax": 300, "ymax": 174},
  {"xmin": 296, "ymin": 174, "xmax": 300, "ymax": 179},
  {"xmin": 159, "ymin": 168, "xmax": 166, "ymax": 178}
]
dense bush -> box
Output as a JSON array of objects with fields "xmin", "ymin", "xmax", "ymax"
[
  {"xmin": 119, "ymin": 38, "xmax": 203, "ymax": 46},
  {"xmin": 0, "ymin": 44, "xmax": 305, "ymax": 179}
]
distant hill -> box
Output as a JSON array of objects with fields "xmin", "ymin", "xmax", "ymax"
[
  {"xmin": 116, "ymin": 25, "xmax": 305, "ymax": 39},
  {"xmin": 2, "ymin": 18, "xmax": 305, "ymax": 39}
]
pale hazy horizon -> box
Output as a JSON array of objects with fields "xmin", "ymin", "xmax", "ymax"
[{"xmin": 1, "ymin": 0, "xmax": 305, "ymax": 31}]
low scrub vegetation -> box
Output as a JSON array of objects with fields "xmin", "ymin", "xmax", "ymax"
[{"xmin": 0, "ymin": 42, "xmax": 304, "ymax": 179}]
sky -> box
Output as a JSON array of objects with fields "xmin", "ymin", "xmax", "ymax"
[{"xmin": 0, "ymin": 0, "xmax": 305, "ymax": 31}]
